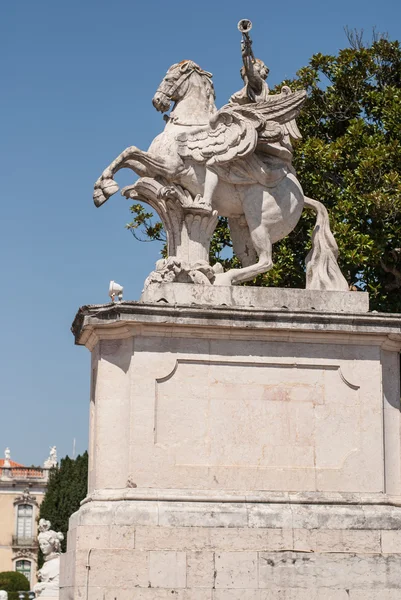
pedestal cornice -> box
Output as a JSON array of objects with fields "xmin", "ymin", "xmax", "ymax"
[{"xmin": 72, "ymin": 299, "xmax": 401, "ymax": 351}]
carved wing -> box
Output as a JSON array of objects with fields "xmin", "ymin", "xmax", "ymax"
[
  {"xmin": 176, "ymin": 112, "xmax": 259, "ymax": 166},
  {"xmin": 230, "ymin": 88, "xmax": 307, "ymax": 141},
  {"xmin": 176, "ymin": 88, "xmax": 307, "ymax": 165}
]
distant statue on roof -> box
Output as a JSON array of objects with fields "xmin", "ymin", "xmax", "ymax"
[
  {"xmin": 93, "ymin": 19, "xmax": 348, "ymax": 292},
  {"xmin": 34, "ymin": 519, "xmax": 64, "ymax": 599},
  {"xmin": 4, "ymin": 448, "xmax": 11, "ymax": 468},
  {"xmin": 43, "ymin": 446, "xmax": 57, "ymax": 470}
]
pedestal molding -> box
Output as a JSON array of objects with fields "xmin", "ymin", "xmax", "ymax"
[
  {"xmin": 72, "ymin": 301, "xmax": 401, "ymax": 349},
  {"xmin": 80, "ymin": 489, "xmax": 401, "ymax": 507}
]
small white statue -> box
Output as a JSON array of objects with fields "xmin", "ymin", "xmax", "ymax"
[
  {"xmin": 34, "ymin": 519, "xmax": 64, "ymax": 598},
  {"xmin": 43, "ymin": 446, "xmax": 57, "ymax": 470},
  {"xmin": 3, "ymin": 448, "xmax": 11, "ymax": 468}
]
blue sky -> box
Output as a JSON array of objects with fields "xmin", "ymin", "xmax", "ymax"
[{"xmin": 1, "ymin": 0, "xmax": 400, "ymax": 466}]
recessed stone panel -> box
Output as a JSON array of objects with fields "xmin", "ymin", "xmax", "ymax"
[{"xmin": 152, "ymin": 358, "xmax": 382, "ymax": 492}]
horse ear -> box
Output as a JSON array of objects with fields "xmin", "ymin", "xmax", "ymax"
[{"xmin": 180, "ymin": 60, "xmax": 192, "ymax": 72}]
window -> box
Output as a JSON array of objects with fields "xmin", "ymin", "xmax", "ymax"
[
  {"xmin": 17, "ymin": 504, "xmax": 33, "ymax": 540},
  {"xmin": 15, "ymin": 559, "xmax": 31, "ymax": 585}
]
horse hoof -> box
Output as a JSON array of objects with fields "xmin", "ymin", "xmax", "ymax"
[
  {"xmin": 93, "ymin": 188, "xmax": 107, "ymax": 207},
  {"xmin": 213, "ymin": 271, "xmax": 234, "ymax": 286},
  {"xmin": 102, "ymin": 179, "xmax": 120, "ymax": 197}
]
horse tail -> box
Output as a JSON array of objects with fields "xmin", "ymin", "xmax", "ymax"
[{"xmin": 304, "ymin": 197, "xmax": 349, "ymax": 291}]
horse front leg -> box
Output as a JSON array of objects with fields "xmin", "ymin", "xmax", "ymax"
[{"xmin": 93, "ymin": 146, "xmax": 184, "ymax": 206}]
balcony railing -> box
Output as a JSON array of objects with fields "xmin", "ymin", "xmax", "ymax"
[
  {"xmin": 1, "ymin": 465, "xmax": 48, "ymax": 481},
  {"xmin": 12, "ymin": 536, "xmax": 38, "ymax": 548},
  {"xmin": 9, "ymin": 466, "xmax": 45, "ymax": 478}
]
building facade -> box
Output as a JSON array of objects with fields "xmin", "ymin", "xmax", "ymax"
[{"xmin": 0, "ymin": 448, "xmax": 56, "ymax": 588}]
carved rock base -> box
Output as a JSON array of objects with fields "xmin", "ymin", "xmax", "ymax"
[
  {"xmin": 143, "ymin": 259, "xmax": 221, "ymax": 288},
  {"xmin": 141, "ymin": 282, "xmax": 369, "ymax": 312},
  {"xmin": 61, "ymin": 302, "xmax": 401, "ymax": 599}
]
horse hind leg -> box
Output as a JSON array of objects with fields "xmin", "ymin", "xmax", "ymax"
[
  {"xmin": 214, "ymin": 221, "xmax": 273, "ymax": 286},
  {"xmin": 228, "ymin": 216, "xmax": 258, "ymax": 267}
]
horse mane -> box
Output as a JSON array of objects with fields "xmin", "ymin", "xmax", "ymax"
[
  {"xmin": 168, "ymin": 60, "xmax": 216, "ymax": 106},
  {"xmin": 169, "ymin": 60, "xmax": 213, "ymax": 79}
]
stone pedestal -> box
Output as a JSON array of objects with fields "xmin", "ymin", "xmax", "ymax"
[{"xmin": 61, "ymin": 289, "xmax": 401, "ymax": 599}]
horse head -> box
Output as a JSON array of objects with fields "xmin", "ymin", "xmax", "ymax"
[{"xmin": 152, "ymin": 60, "xmax": 215, "ymax": 115}]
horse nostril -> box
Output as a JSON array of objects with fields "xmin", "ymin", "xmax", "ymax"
[
  {"xmin": 152, "ymin": 94, "xmax": 170, "ymax": 113},
  {"xmin": 152, "ymin": 95, "xmax": 162, "ymax": 108}
]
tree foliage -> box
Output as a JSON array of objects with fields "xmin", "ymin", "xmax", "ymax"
[
  {"xmin": 0, "ymin": 571, "xmax": 30, "ymax": 597},
  {"xmin": 38, "ymin": 452, "xmax": 88, "ymax": 566},
  {"xmin": 128, "ymin": 34, "xmax": 401, "ymax": 312}
]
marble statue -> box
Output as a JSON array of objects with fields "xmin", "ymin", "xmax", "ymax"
[
  {"xmin": 43, "ymin": 446, "xmax": 57, "ymax": 470},
  {"xmin": 34, "ymin": 519, "xmax": 64, "ymax": 599},
  {"xmin": 3, "ymin": 448, "xmax": 11, "ymax": 468},
  {"xmin": 93, "ymin": 20, "xmax": 348, "ymax": 291}
]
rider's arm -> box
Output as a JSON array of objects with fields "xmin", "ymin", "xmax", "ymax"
[{"xmin": 241, "ymin": 38, "xmax": 263, "ymax": 100}]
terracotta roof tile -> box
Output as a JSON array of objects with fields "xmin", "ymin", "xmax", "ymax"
[{"xmin": 0, "ymin": 459, "xmax": 24, "ymax": 467}]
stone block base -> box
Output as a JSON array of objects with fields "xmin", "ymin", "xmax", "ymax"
[
  {"xmin": 60, "ymin": 497, "xmax": 401, "ymax": 599},
  {"xmin": 140, "ymin": 283, "xmax": 369, "ymax": 313},
  {"xmin": 66, "ymin": 299, "xmax": 401, "ymax": 599}
]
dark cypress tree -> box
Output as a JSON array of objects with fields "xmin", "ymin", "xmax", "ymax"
[{"xmin": 38, "ymin": 452, "xmax": 88, "ymax": 566}]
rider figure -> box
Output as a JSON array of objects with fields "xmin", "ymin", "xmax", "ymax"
[
  {"xmin": 200, "ymin": 36, "xmax": 271, "ymax": 208},
  {"xmin": 230, "ymin": 34, "xmax": 270, "ymax": 105}
]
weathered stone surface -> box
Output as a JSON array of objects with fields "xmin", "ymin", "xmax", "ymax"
[
  {"xmin": 381, "ymin": 530, "xmax": 401, "ymax": 553},
  {"xmin": 109, "ymin": 525, "xmax": 135, "ymax": 549},
  {"xmin": 215, "ymin": 552, "xmax": 258, "ymax": 589},
  {"xmin": 82, "ymin": 590, "xmax": 400, "ymax": 600},
  {"xmin": 349, "ymin": 592, "xmax": 401, "ymax": 600},
  {"xmin": 158, "ymin": 502, "xmax": 249, "ymax": 528},
  {"xmin": 91, "ymin": 549, "xmax": 149, "ymax": 588},
  {"xmin": 62, "ymin": 490, "xmax": 401, "ymax": 597},
  {"xmin": 141, "ymin": 283, "xmax": 369, "ymax": 312},
  {"xmin": 293, "ymin": 529, "xmax": 381, "ymax": 553},
  {"xmin": 135, "ymin": 526, "xmax": 210, "ymax": 551},
  {"xmin": 70, "ymin": 304, "xmax": 401, "ymax": 498},
  {"xmin": 209, "ymin": 528, "xmax": 293, "ymax": 552},
  {"xmin": 72, "ymin": 301, "xmax": 401, "ymax": 345},
  {"xmin": 187, "ymin": 551, "xmax": 215, "ymax": 588},
  {"xmin": 149, "ymin": 551, "xmax": 187, "ymax": 588},
  {"xmin": 101, "ymin": 591, "xmax": 212, "ymax": 600},
  {"xmin": 62, "ymin": 301, "xmax": 401, "ymax": 600},
  {"xmin": 75, "ymin": 524, "xmax": 110, "ymax": 549},
  {"xmin": 258, "ymin": 552, "xmax": 401, "ymax": 589},
  {"xmin": 213, "ymin": 592, "xmax": 260, "ymax": 600}
]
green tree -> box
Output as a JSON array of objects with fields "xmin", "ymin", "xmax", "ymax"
[
  {"xmin": 38, "ymin": 452, "xmax": 88, "ymax": 566},
  {"xmin": 127, "ymin": 33, "xmax": 401, "ymax": 312},
  {"xmin": 0, "ymin": 571, "xmax": 30, "ymax": 599}
]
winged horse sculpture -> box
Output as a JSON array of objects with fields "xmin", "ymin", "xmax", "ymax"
[{"xmin": 93, "ymin": 40, "xmax": 348, "ymax": 291}]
